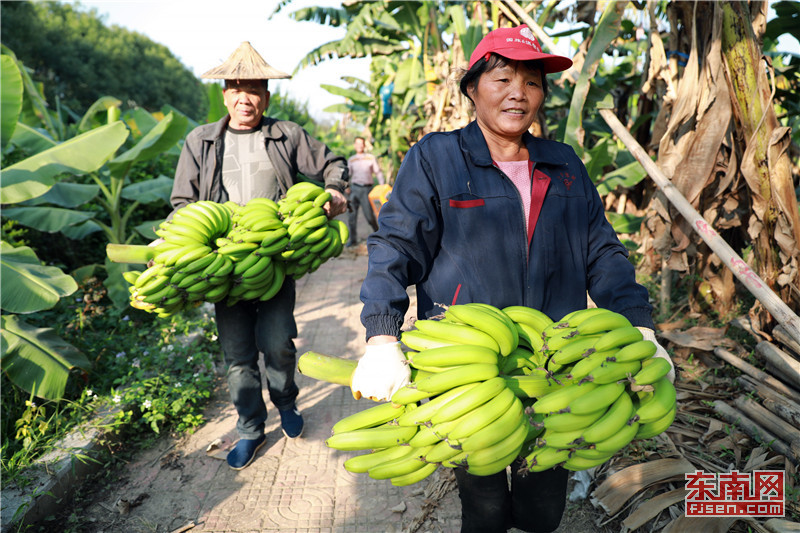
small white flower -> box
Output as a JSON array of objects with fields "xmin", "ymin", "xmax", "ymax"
[
  {"xmin": 193, "ymin": 372, "xmax": 200, "ymax": 378},
  {"xmin": 113, "ymin": 395, "xmax": 122, "ymax": 404},
  {"xmin": 167, "ymin": 344, "xmax": 174, "ymax": 352},
  {"xmin": 122, "ymin": 315, "xmax": 130, "ymax": 322},
  {"xmin": 29, "ymin": 401, "xmax": 37, "ymax": 409},
  {"xmin": 132, "ymin": 358, "xmax": 141, "ymax": 368},
  {"xmin": 116, "ymin": 352, "xmax": 126, "ymax": 358},
  {"xmin": 86, "ymin": 389, "xmax": 93, "ymax": 397},
  {"xmin": 142, "ymin": 350, "xmax": 149, "ymax": 356},
  {"xmin": 142, "ymin": 399, "xmax": 152, "ymax": 410},
  {"xmin": 187, "ymin": 356, "xmax": 194, "ymax": 363},
  {"xmin": 210, "ymin": 334, "xmax": 218, "ymax": 341},
  {"xmin": 175, "ymin": 382, "xmax": 182, "ymax": 388}
]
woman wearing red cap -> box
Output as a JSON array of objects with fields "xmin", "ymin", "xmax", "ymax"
[{"xmin": 350, "ymin": 24, "xmax": 673, "ymax": 533}]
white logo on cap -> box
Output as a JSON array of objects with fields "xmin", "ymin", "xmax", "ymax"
[{"xmin": 520, "ymin": 27, "xmax": 540, "ymax": 51}]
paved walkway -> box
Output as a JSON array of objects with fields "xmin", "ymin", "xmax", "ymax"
[{"xmin": 79, "ymin": 215, "xmax": 465, "ymax": 532}]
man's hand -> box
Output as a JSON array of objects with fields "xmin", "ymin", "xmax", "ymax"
[
  {"xmin": 350, "ymin": 340, "xmax": 410, "ymax": 402},
  {"xmin": 324, "ymin": 189, "xmax": 348, "ymax": 218},
  {"xmin": 636, "ymin": 327, "xmax": 675, "ymax": 383}
]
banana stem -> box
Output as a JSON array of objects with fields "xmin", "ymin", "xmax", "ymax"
[
  {"xmin": 106, "ymin": 243, "xmax": 156, "ymax": 264},
  {"xmin": 298, "ymin": 352, "xmax": 356, "ymax": 386}
]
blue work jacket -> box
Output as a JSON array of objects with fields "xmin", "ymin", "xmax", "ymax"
[{"xmin": 360, "ymin": 121, "xmax": 654, "ymax": 340}]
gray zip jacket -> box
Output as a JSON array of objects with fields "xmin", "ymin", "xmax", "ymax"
[{"xmin": 169, "ymin": 115, "xmax": 348, "ymax": 215}]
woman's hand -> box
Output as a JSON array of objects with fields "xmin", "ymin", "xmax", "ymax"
[{"xmin": 350, "ymin": 337, "xmax": 410, "ymax": 402}]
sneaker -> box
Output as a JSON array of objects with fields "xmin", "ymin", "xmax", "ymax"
[
  {"xmin": 279, "ymin": 406, "xmax": 304, "ymax": 438},
  {"xmin": 226, "ymin": 434, "xmax": 266, "ymax": 470}
]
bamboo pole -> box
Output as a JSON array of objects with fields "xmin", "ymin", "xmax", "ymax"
[
  {"xmin": 713, "ymin": 346, "xmax": 800, "ymax": 404},
  {"xmin": 599, "ymin": 108, "xmax": 800, "ymax": 348},
  {"xmin": 713, "ymin": 400, "xmax": 797, "ymax": 464}
]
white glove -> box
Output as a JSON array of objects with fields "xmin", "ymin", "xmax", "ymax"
[
  {"xmin": 350, "ymin": 342, "xmax": 411, "ymax": 402},
  {"xmin": 636, "ymin": 327, "xmax": 675, "ymax": 383}
]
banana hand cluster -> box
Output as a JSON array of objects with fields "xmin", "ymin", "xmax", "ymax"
[
  {"xmin": 324, "ymin": 304, "xmax": 677, "ymax": 485},
  {"xmin": 125, "ymin": 183, "xmax": 347, "ymax": 315}
]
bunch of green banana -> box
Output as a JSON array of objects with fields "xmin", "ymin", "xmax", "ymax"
[
  {"xmin": 276, "ymin": 182, "xmax": 348, "ymax": 280},
  {"xmin": 124, "ymin": 182, "xmax": 349, "ymax": 316}
]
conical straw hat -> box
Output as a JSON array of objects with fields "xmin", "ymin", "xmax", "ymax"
[{"xmin": 201, "ymin": 41, "xmax": 290, "ymax": 80}]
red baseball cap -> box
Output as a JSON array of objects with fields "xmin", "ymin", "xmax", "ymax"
[{"xmin": 469, "ymin": 24, "xmax": 573, "ymax": 74}]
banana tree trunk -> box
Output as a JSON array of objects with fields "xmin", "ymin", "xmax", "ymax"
[
  {"xmin": 720, "ymin": 2, "xmax": 800, "ymax": 311},
  {"xmin": 599, "ymin": 108, "xmax": 800, "ymax": 348}
]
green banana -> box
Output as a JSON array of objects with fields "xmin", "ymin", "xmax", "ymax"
[
  {"xmin": 541, "ymin": 326, "xmax": 580, "ymax": 353},
  {"xmin": 413, "ymin": 319, "xmax": 500, "ymax": 353},
  {"xmin": 593, "ymin": 326, "xmax": 644, "ymax": 352},
  {"xmin": 390, "ymin": 384, "xmax": 436, "ymax": 406},
  {"xmin": 368, "ymin": 447, "xmax": 432, "ymax": 480},
  {"xmin": 514, "ymin": 322, "xmax": 545, "ymax": 353},
  {"xmin": 312, "ymin": 190, "xmax": 332, "ymax": 208},
  {"xmin": 204, "ymin": 280, "xmax": 232, "ymax": 303},
  {"xmin": 445, "ymin": 303, "xmax": 517, "ymax": 356},
  {"xmin": 325, "ymin": 424, "xmax": 418, "ymax": 451},
  {"xmin": 395, "ymin": 383, "xmax": 480, "ymax": 426},
  {"xmin": 567, "ymin": 349, "xmax": 616, "ymax": 381},
  {"xmin": 593, "ymin": 419, "xmax": 639, "ymax": 453},
  {"xmin": 134, "ymin": 263, "xmax": 169, "ymax": 288},
  {"xmin": 174, "ymin": 245, "xmax": 213, "ymax": 270},
  {"xmin": 200, "ymin": 252, "xmax": 227, "ymax": 278},
  {"xmin": 460, "ymin": 396, "xmax": 525, "ymax": 452},
  {"xmin": 564, "ymin": 380, "xmax": 625, "ymax": 415},
  {"xmin": 257, "ymin": 261, "xmax": 285, "ymax": 301},
  {"xmin": 410, "ymin": 345, "xmax": 498, "ymax": 369},
  {"xmin": 531, "ymin": 382, "xmax": 598, "ymax": 415},
  {"xmin": 503, "ymin": 373, "xmax": 566, "ymax": 399},
  {"xmin": 390, "ymin": 462, "xmax": 438, "ymax": 486},
  {"xmin": 583, "ymin": 360, "xmax": 641, "ymax": 385},
  {"xmin": 634, "ymin": 376, "xmax": 676, "ymax": 423},
  {"xmin": 217, "ymin": 241, "xmax": 259, "ymax": 259},
  {"xmin": 447, "ymin": 386, "xmax": 517, "ymax": 441},
  {"xmin": 610, "ymin": 340, "xmax": 657, "ymax": 363},
  {"xmin": 581, "ymin": 391, "xmax": 634, "ymax": 443},
  {"xmin": 462, "ymin": 417, "xmax": 527, "ymax": 468},
  {"xmin": 634, "ymin": 405, "xmax": 676, "ymax": 439},
  {"xmin": 231, "ymin": 251, "xmax": 260, "ymax": 276},
  {"xmin": 502, "ymin": 306, "xmax": 553, "ymax": 333},
  {"xmin": 536, "ymin": 426, "xmax": 585, "ymax": 449},
  {"xmin": 575, "ymin": 311, "xmax": 632, "ymax": 335},
  {"xmin": 562, "ymin": 452, "xmax": 614, "ymax": 471},
  {"xmin": 429, "ymin": 376, "xmax": 507, "ymax": 425},
  {"xmin": 425, "ymin": 439, "xmax": 462, "ymax": 464},
  {"xmin": 136, "ymin": 273, "xmax": 171, "ymax": 296},
  {"xmin": 541, "ymin": 406, "xmax": 606, "ymax": 432},
  {"xmin": 332, "ymin": 402, "xmax": 406, "ymax": 435},
  {"xmin": 524, "ymin": 446, "xmax": 570, "ymax": 472},
  {"xmin": 630, "ymin": 357, "xmax": 672, "ymax": 386},
  {"xmin": 343, "ymin": 445, "xmax": 416, "ymax": 474},
  {"xmin": 400, "ymin": 330, "xmax": 458, "ymax": 351},
  {"xmin": 413, "ymin": 363, "xmax": 499, "ymax": 395},
  {"xmin": 122, "ymin": 270, "xmax": 142, "ymax": 285},
  {"xmin": 556, "ymin": 308, "xmax": 615, "ymax": 328},
  {"xmin": 550, "ymin": 335, "xmax": 601, "ymax": 366}
]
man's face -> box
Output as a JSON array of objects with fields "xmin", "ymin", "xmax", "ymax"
[
  {"xmin": 354, "ymin": 138, "xmax": 365, "ymax": 153},
  {"xmin": 223, "ymin": 80, "xmax": 269, "ymax": 129}
]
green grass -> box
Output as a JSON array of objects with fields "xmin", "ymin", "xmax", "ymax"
[{"xmin": 1, "ymin": 276, "xmax": 221, "ymax": 485}]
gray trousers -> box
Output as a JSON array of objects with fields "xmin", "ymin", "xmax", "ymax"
[
  {"xmin": 347, "ymin": 184, "xmax": 379, "ymax": 243},
  {"xmin": 214, "ymin": 279, "xmax": 299, "ymax": 439}
]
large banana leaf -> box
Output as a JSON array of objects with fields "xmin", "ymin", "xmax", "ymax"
[
  {"xmin": 1, "ymin": 54, "xmax": 23, "ymax": 150},
  {"xmin": 121, "ymin": 174, "xmax": 174, "ymax": 205},
  {"xmin": 0, "ymin": 241, "xmax": 78, "ymax": 314},
  {"xmin": 595, "ymin": 159, "xmax": 648, "ymax": 196},
  {"xmin": 562, "ymin": 2, "xmax": 625, "ymax": 156},
  {"xmin": 206, "ymin": 83, "xmax": 226, "ymax": 123},
  {"xmin": 1, "ymin": 315, "xmax": 90, "ymax": 401},
  {"xmin": 124, "ymin": 107, "xmax": 159, "ymax": 139},
  {"xmin": 1, "ymin": 121, "xmax": 129, "ymax": 204},
  {"xmin": 319, "ymin": 83, "xmax": 373, "ymax": 104},
  {"xmin": 77, "ymin": 96, "xmax": 122, "ymax": 132},
  {"xmin": 22, "ymin": 182, "xmax": 100, "ymax": 208},
  {"xmin": 108, "ymin": 111, "xmax": 188, "ymax": 177},
  {"xmin": 606, "ymin": 211, "xmax": 646, "ymax": 234},
  {"xmin": 1, "ymin": 206, "xmax": 96, "ymax": 233},
  {"xmin": 9, "ymin": 122, "xmax": 57, "ymax": 155},
  {"xmin": 61, "ymin": 220, "xmax": 103, "ymax": 240}
]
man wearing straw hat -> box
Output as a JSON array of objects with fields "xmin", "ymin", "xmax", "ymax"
[{"xmin": 169, "ymin": 42, "xmax": 349, "ymax": 470}]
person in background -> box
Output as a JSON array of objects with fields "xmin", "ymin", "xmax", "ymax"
[
  {"xmin": 169, "ymin": 42, "xmax": 349, "ymax": 470},
  {"xmin": 349, "ymin": 25, "xmax": 674, "ymax": 533},
  {"xmin": 345, "ymin": 136, "xmax": 385, "ymax": 247}
]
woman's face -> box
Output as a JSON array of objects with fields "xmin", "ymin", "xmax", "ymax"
[{"xmin": 468, "ymin": 60, "xmax": 544, "ymax": 141}]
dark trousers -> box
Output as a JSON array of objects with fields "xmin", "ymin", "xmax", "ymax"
[
  {"xmin": 454, "ymin": 459, "xmax": 569, "ymax": 533},
  {"xmin": 347, "ymin": 184, "xmax": 379, "ymax": 243},
  {"xmin": 214, "ymin": 279, "xmax": 299, "ymax": 439}
]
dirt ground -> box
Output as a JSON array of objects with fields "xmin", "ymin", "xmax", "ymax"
[{"xmin": 30, "ymin": 378, "xmax": 619, "ymax": 533}]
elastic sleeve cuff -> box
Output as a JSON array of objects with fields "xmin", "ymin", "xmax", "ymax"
[
  {"xmin": 363, "ymin": 314, "xmax": 404, "ymax": 342},
  {"xmin": 624, "ymin": 307, "xmax": 655, "ymax": 330}
]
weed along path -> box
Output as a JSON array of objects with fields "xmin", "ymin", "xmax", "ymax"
[{"xmin": 32, "ymin": 215, "xmax": 604, "ymax": 533}]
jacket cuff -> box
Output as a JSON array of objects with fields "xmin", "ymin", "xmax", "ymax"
[
  {"xmin": 363, "ymin": 314, "xmax": 404, "ymax": 342},
  {"xmin": 623, "ymin": 307, "xmax": 655, "ymax": 330}
]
